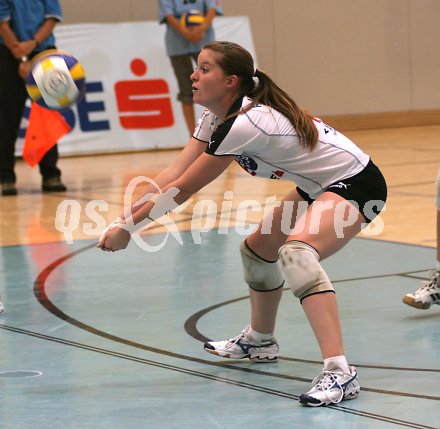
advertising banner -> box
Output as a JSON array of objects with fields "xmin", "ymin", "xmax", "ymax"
[{"xmin": 17, "ymin": 17, "xmax": 256, "ymax": 157}]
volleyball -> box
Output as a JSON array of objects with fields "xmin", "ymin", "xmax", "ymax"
[
  {"xmin": 180, "ymin": 10, "xmax": 205, "ymax": 28},
  {"xmin": 25, "ymin": 49, "xmax": 86, "ymax": 110}
]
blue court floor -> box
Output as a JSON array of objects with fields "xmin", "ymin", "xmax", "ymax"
[{"xmin": 0, "ymin": 230, "xmax": 438, "ymax": 429}]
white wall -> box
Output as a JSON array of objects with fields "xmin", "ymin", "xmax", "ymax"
[{"xmin": 60, "ymin": 0, "xmax": 440, "ymax": 116}]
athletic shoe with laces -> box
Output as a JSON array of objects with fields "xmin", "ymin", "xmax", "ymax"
[
  {"xmin": 299, "ymin": 363, "xmax": 360, "ymax": 407},
  {"xmin": 204, "ymin": 326, "xmax": 279, "ymax": 362},
  {"xmin": 402, "ymin": 270, "xmax": 440, "ymax": 310}
]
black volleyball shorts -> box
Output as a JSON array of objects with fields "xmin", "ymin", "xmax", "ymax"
[{"xmin": 296, "ymin": 159, "xmax": 387, "ymax": 223}]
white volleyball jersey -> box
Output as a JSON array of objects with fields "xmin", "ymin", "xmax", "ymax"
[{"xmin": 193, "ymin": 97, "xmax": 370, "ymax": 199}]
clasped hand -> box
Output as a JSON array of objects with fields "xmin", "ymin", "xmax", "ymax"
[
  {"xmin": 182, "ymin": 26, "xmax": 205, "ymax": 43},
  {"xmin": 97, "ymin": 218, "xmax": 131, "ymax": 252}
]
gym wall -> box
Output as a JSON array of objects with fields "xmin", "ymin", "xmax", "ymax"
[{"xmin": 60, "ymin": 0, "xmax": 440, "ymax": 129}]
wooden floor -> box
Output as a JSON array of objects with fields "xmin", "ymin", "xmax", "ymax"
[
  {"xmin": 1, "ymin": 125, "xmax": 439, "ymax": 429},
  {"xmin": 0, "ymin": 124, "xmax": 438, "ymax": 248}
]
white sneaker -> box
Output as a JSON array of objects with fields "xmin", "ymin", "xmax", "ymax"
[
  {"xmin": 0, "ymin": 296, "xmax": 4, "ymax": 314},
  {"xmin": 299, "ymin": 363, "xmax": 360, "ymax": 407},
  {"xmin": 403, "ymin": 270, "xmax": 440, "ymax": 309},
  {"xmin": 204, "ymin": 326, "xmax": 279, "ymax": 362}
]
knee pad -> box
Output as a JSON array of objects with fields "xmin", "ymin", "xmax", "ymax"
[
  {"xmin": 436, "ymin": 170, "xmax": 440, "ymax": 210},
  {"xmin": 240, "ymin": 241, "xmax": 284, "ymax": 292},
  {"xmin": 278, "ymin": 241, "xmax": 334, "ymax": 302}
]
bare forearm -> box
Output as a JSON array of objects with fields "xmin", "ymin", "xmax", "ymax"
[
  {"xmin": 127, "ymin": 153, "xmax": 234, "ymax": 230},
  {"xmin": 201, "ymin": 8, "xmax": 216, "ymax": 32},
  {"xmin": 165, "ymin": 15, "xmax": 186, "ymax": 36},
  {"xmin": 128, "ymin": 184, "xmax": 192, "ymax": 231},
  {"xmin": 122, "ymin": 139, "xmax": 207, "ymax": 219},
  {"xmin": 123, "ymin": 166, "xmax": 184, "ymax": 219},
  {"xmin": 98, "ymin": 152, "xmax": 234, "ymax": 252},
  {"xmin": 0, "ymin": 17, "xmax": 59, "ymax": 59},
  {"xmin": 0, "ymin": 21, "xmax": 18, "ymax": 53},
  {"xmin": 33, "ymin": 18, "xmax": 58, "ymax": 45}
]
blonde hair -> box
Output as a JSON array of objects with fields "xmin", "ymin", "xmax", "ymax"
[{"xmin": 203, "ymin": 41, "xmax": 318, "ymax": 150}]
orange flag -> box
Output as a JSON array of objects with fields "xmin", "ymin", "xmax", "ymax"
[{"xmin": 23, "ymin": 102, "xmax": 71, "ymax": 167}]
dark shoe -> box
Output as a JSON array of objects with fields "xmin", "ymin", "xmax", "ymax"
[
  {"xmin": 1, "ymin": 182, "xmax": 17, "ymax": 196},
  {"xmin": 42, "ymin": 177, "xmax": 67, "ymax": 192}
]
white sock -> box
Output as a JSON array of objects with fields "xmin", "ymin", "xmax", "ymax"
[
  {"xmin": 248, "ymin": 326, "xmax": 274, "ymax": 342},
  {"xmin": 323, "ymin": 355, "xmax": 351, "ymax": 373},
  {"xmin": 436, "ymin": 260, "xmax": 440, "ymax": 272}
]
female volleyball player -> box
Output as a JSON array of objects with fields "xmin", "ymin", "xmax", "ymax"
[{"xmin": 98, "ymin": 41, "xmax": 387, "ymax": 407}]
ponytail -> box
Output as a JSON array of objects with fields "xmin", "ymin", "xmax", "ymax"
[
  {"xmin": 244, "ymin": 69, "xmax": 318, "ymax": 150},
  {"xmin": 203, "ymin": 41, "xmax": 318, "ymax": 150}
]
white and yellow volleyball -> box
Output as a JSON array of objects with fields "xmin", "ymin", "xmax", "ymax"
[
  {"xmin": 25, "ymin": 49, "xmax": 86, "ymax": 110},
  {"xmin": 180, "ymin": 10, "xmax": 205, "ymax": 28}
]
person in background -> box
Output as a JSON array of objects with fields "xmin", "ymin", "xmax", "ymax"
[
  {"xmin": 403, "ymin": 169, "xmax": 440, "ymax": 309},
  {"xmin": 97, "ymin": 41, "xmax": 388, "ymax": 407},
  {"xmin": 0, "ymin": 0, "xmax": 67, "ymax": 196},
  {"xmin": 158, "ymin": 0, "xmax": 223, "ymax": 137}
]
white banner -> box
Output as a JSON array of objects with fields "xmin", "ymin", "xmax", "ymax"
[{"xmin": 17, "ymin": 17, "xmax": 256, "ymax": 157}]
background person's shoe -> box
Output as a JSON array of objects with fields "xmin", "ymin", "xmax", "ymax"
[
  {"xmin": 403, "ymin": 270, "xmax": 440, "ymax": 309},
  {"xmin": 1, "ymin": 182, "xmax": 17, "ymax": 196},
  {"xmin": 42, "ymin": 177, "xmax": 67, "ymax": 192}
]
